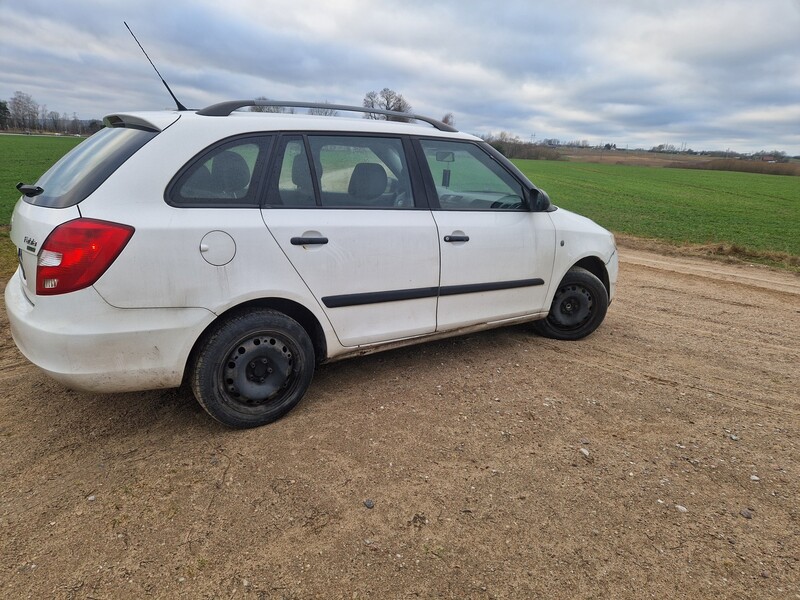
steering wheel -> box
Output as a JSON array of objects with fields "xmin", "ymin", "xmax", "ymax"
[{"xmin": 490, "ymin": 195, "xmax": 524, "ymax": 209}]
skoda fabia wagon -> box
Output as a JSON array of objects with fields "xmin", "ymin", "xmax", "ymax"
[{"xmin": 6, "ymin": 100, "xmax": 618, "ymax": 428}]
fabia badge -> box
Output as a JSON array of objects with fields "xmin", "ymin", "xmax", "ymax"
[{"xmin": 24, "ymin": 236, "xmax": 37, "ymax": 252}]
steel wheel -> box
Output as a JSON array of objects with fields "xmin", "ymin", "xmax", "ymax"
[
  {"xmin": 534, "ymin": 267, "xmax": 608, "ymax": 340},
  {"xmin": 549, "ymin": 282, "xmax": 594, "ymax": 330},
  {"xmin": 191, "ymin": 309, "xmax": 314, "ymax": 428}
]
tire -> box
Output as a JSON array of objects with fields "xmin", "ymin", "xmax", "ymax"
[
  {"xmin": 190, "ymin": 309, "xmax": 315, "ymax": 428},
  {"xmin": 533, "ymin": 267, "xmax": 609, "ymax": 341}
]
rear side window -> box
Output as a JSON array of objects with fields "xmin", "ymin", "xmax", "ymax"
[
  {"xmin": 310, "ymin": 136, "xmax": 413, "ymax": 208},
  {"xmin": 27, "ymin": 127, "xmax": 157, "ymax": 209},
  {"xmin": 265, "ymin": 135, "xmax": 416, "ymax": 209},
  {"xmin": 168, "ymin": 136, "xmax": 273, "ymax": 207}
]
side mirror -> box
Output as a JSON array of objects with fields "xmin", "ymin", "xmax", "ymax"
[{"xmin": 528, "ymin": 188, "xmax": 551, "ymax": 211}]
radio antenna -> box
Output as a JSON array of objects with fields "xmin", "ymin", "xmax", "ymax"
[{"xmin": 124, "ymin": 21, "xmax": 188, "ymax": 111}]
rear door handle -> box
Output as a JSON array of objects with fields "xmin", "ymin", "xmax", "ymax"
[
  {"xmin": 291, "ymin": 236, "xmax": 329, "ymax": 245},
  {"xmin": 444, "ymin": 235, "xmax": 469, "ymax": 243}
]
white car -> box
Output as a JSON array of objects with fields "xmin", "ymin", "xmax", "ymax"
[{"xmin": 6, "ymin": 100, "xmax": 618, "ymax": 428}]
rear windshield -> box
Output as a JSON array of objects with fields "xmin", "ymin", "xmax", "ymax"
[{"xmin": 26, "ymin": 126, "xmax": 157, "ymax": 208}]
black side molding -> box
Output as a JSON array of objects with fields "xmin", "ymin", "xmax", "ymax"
[
  {"xmin": 440, "ymin": 278, "xmax": 544, "ymax": 296},
  {"xmin": 323, "ymin": 286, "xmax": 438, "ymax": 308},
  {"xmin": 321, "ymin": 278, "xmax": 545, "ymax": 309}
]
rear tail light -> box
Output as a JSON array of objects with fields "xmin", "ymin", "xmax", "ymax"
[{"xmin": 36, "ymin": 218, "xmax": 134, "ymax": 295}]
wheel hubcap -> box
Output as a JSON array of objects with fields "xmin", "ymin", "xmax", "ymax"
[
  {"xmin": 223, "ymin": 335, "xmax": 294, "ymax": 406},
  {"xmin": 550, "ymin": 283, "xmax": 593, "ymax": 329}
]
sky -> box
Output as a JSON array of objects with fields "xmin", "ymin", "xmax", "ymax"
[{"xmin": 1, "ymin": 0, "xmax": 799, "ymax": 154}]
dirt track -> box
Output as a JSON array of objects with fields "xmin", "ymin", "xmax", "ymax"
[{"xmin": 1, "ymin": 246, "xmax": 798, "ymax": 599}]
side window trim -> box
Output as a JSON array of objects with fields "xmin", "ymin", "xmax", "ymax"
[
  {"xmin": 263, "ymin": 134, "xmax": 321, "ymax": 208},
  {"xmin": 402, "ymin": 136, "xmax": 431, "ymax": 210},
  {"xmin": 302, "ymin": 134, "xmax": 323, "ymax": 207}
]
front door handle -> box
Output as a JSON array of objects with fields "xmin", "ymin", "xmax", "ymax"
[
  {"xmin": 444, "ymin": 234, "xmax": 469, "ymax": 243},
  {"xmin": 291, "ymin": 236, "xmax": 329, "ymax": 245}
]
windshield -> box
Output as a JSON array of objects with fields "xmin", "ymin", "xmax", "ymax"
[{"xmin": 26, "ymin": 126, "xmax": 157, "ymax": 208}]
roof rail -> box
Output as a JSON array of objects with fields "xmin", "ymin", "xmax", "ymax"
[{"xmin": 196, "ymin": 100, "xmax": 459, "ymax": 133}]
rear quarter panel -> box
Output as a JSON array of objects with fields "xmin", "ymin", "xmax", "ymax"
[{"xmin": 79, "ymin": 119, "xmax": 340, "ymax": 350}]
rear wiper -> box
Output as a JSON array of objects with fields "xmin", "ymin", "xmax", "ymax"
[{"xmin": 16, "ymin": 182, "xmax": 44, "ymax": 197}]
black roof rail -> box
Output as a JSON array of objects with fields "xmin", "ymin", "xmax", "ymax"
[{"xmin": 196, "ymin": 100, "xmax": 459, "ymax": 133}]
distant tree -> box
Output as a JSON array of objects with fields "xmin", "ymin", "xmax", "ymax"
[
  {"xmin": 250, "ymin": 96, "xmax": 295, "ymax": 114},
  {"xmin": 87, "ymin": 120, "xmax": 102, "ymax": 134},
  {"xmin": 0, "ymin": 101, "xmax": 9, "ymax": 130},
  {"xmin": 307, "ymin": 102, "xmax": 338, "ymax": 117},
  {"xmin": 362, "ymin": 88, "xmax": 412, "ymax": 121},
  {"xmin": 9, "ymin": 91, "xmax": 38, "ymax": 130},
  {"xmin": 650, "ymin": 143, "xmax": 677, "ymax": 153},
  {"xmin": 441, "ymin": 112, "xmax": 455, "ymax": 127},
  {"xmin": 48, "ymin": 110, "xmax": 61, "ymax": 131},
  {"xmin": 69, "ymin": 112, "xmax": 80, "ymax": 135},
  {"xmin": 482, "ymin": 131, "xmax": 522, "ymax": 157},
  {"xmin": 566, "ymin": 139, "xmax": 590, "ymax": 148},
  {"xmin": 480, "ymin": 131, "xmax": 560, "ymax": 160}
]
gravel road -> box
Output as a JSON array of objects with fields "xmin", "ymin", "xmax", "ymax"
[{"xmin": 1, "ymin": 245, "xmax": 798, "ymax": 599}]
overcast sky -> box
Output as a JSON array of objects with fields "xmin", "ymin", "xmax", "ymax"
[{"xmin": 2, "ymin": 0, "xmax": 799, "ymax": 154}]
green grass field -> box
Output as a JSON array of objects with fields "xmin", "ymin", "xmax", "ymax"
[
  {"xmin": 1, "ymin": 136, "xmax": 797, "ymax": 274},
  {"xmin": 0, "ymin": 134, "xmax": 83, "ymax": 224},
  {"xmin": 513, "ymin": 159, "xmax": 800, "ymax": 258}
]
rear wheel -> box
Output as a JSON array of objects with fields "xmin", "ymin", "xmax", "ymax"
[
  {"xmin": 534, "ymin": 267, "xmax": 608, "ymax": 340},
  {"xmin": 190, "ymin": 309, "xmax": 315, "ymax": 428}
]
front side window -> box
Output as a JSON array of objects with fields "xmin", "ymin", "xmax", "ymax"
[
  {"xmin": 419, "ymin": 140, "xmax": 527, "ymax": 210},
  {"xmin": 169, "ymin": 136, "xmax": 272, "ymax": 207}
]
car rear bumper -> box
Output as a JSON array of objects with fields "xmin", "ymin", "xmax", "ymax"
[{"xmin": 4, "ymin": 269, "xmax": 214, "ymax": 393}]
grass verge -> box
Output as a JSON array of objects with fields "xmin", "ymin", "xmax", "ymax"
[{"xmin": 514, "ymin": 159, "xmax": 800, "ymax": 267}]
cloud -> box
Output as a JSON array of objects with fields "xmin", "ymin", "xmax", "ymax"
[{"xmin": 1, "ymin": 0, "xmax": 799, "ymax": 153}]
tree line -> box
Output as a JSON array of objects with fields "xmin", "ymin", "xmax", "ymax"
[
  {"xmin": 0, "ymin": 91, "xmax": 101, "ymax": 135},
  {"xmin": 2, "ymin": 87, "xmax": 437, "ymax": 136}
]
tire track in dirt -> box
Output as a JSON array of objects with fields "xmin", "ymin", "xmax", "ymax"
[
  {"xmin": 621, "ymin": 248, "xmax": 800, "ymax": 295},
  {"xmin": 608, "ymin": 246, "xmax": 799, "ymax": 420}
]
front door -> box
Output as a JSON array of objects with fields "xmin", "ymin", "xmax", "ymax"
[{"xmin": 417, "ymin": 139, "xmax": 555, "ymax": 330}]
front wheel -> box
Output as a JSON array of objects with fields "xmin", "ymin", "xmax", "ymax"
[
  {"xmin": 190, "ymin": 309, "xmax": 315, "ymax": 428},
  {"xmin": 533, "ymin": 267, "xmax": 608, "ymax": 340}
]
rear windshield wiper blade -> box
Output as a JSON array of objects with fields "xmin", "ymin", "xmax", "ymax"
[{"xmin": 16, "ymin": 182, "xmax": 44, "ymax": 197}]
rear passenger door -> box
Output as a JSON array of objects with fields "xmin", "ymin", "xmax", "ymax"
[{"xmin": 262, "ymin": 134, "xmax": 439, "ymax": 347}]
